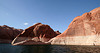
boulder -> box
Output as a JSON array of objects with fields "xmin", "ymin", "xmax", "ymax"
[
  {"xmin": 49, "ymin": 7, "xmax": 100, "ymax": 45},
  {"xmin": 12, "ymin": 23, "xmax": 58, "ymax": 45},
  {"xmin": 0, "ymin": 25, "xmax": 23, "ymax": 43}
]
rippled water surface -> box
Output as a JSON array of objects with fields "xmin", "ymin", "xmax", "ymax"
[
  {"xmin": 0, "ymin": 44, "xmax": 72, "ymax": 53},
  {"xmin": 0, "ymin": 44, "xmax": 100, "ymax": 53}
]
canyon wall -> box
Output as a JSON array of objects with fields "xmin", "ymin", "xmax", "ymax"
[
  {"xmin": 49, "ymin": 7, "xmax": 100, "ymax": 45},
  {"xmin": 12, "ymin": 23, "xmax": 60, "ymax": 45},
  {"xmin": 0, "ymin": 25, "xmax": 23, "ymax": 43}
]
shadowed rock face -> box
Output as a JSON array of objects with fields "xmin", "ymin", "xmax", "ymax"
[
  {"xmin": 50, "ymin": 7, "xmax": 100, "ymax": 45},
  {"xmin": 55, "ymin": 31, "xmax": 61, "ymax": 35},
  {"xmin": 12, "ymin": 23, "xmax": 58, "ymax": 45},
  {"xmin": 0, "ymin": 25, "xmax": 23, "ymax": 43}
]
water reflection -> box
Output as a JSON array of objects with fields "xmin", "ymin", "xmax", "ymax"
[
  {"xmin": 0, "ymin": 44, "xmax": 22, "ymax": 53},
  {"xmin": 0, "ymin": 44, "xmax": 77, "ymax": 53},
  {"xmin": 1, "ymin": 44, "xmax": 100, "ymax": 53},
  {"xmin": 0, "ymin": 44, "xmax": 54, "ymax": 53},
  {"xmin": 50, "ymin": 45, "xmax": 73, "ymax": 53},
  {"xmin": 20, "ymin": 45, "xmax": 51, "ymax": 53}
]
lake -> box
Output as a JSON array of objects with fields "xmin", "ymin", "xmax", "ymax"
[{"xmin": 0, "ymin": 44, "xmax": 100, "ymax": 53}]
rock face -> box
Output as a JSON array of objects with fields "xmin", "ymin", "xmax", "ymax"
[
  {"xmin": 55, "ymin": 31, "xmax": 61, "ymax": 35},
  {"xmin": 49, "ymin": 7, "xmax": 100, "ymax": 45},
  {"xmin": 12, "ymin": 23, "xmax": 58, "ymax": 45},
  {"xmin": 0, "ymin": 25, "xmax": 23, "ymax": 43}
]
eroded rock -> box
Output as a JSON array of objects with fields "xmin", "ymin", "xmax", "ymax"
[
  {"xmin": 50, "ymin": 7, "xmax": 100, "ymax": 45},
  {"xmin": 12, "ymin": 23, "xmax": 58, "ymax": 45},
  {"xmin": 0, "ymin": 25, "xmax": 23, "ymax": 43}
]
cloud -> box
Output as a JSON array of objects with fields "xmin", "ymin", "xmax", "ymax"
[{"xmin": 24, "ymin": 23, "xmax": 28, "ymax": 25}]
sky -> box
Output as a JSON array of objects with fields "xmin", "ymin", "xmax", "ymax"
[{"xmin": 0, "ymin": 0, "xmax": 100, "ymax": 33}]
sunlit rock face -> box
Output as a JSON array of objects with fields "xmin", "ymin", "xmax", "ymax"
[
  {"xmin": 0, "ymin": 25, "xmax": 23, "ymax": 43},
  {"xmin": 12, "ymin": 23, "xmax": 58, "ymax": 45},
  {"xmin": 49, "ymin": 7, "xmax": 100, "ymax": 45}
]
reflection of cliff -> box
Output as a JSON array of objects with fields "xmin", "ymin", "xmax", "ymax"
[
  {"xmin": 50, "ymin": 7, "xmax": 100, "ymax": 45},
  {"xmin": 21, "ymin": 45, "xmax": 51, "ymax": 53},
  {"xmin": 0, "ymin": 25, "xmax": 23, "ymax": 43}
]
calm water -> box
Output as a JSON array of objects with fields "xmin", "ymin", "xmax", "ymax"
[
  {"xmin": 0, "ymin": 44, "xmax": 100, "ymax": 53},
  {"xmin": 0, "ymin": 44, "xmax": 72, "ymax": 53}
]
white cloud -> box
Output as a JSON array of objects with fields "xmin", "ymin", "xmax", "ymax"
[{"xmin": 24, "ymin": 23, "xmax": 28, "ymax": 25}]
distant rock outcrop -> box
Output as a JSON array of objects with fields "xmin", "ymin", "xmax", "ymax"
[
  {"xmin": 55, "ymin": 31, "xmax": 61, "ymax": 35},
  {"xmin": 49, "ymin": 7, "xmax": 100, "ymax": 45},
  {"xmin": 12, "ymin": 23, "xmax": 58, "ymax": 45},
  {"xmin": 0, "ymin": 25, "xmax": 23, "ymax": 43}
]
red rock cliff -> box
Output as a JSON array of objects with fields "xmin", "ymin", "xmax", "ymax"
[
  {"xmin": 12, "ymin": 23, "xmax": 58, "ymax": 45},
  {"xmin": 49, "ymin": 7, "xmax": 100, "ymax": 45},
  {"xmin": 0, "ymin": 25, "xmax": 23, "ymax": 43}
]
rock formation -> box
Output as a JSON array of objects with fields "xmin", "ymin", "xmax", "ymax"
[
  {"xmin": 55, "ymin": 31, "xmax": 61, "ymax": 35},
  {"xmin": 0, "ymin": 25, "xmax": 23, "ymax": 43},
  {"xmin": 12, "ymin": 23, "xmax": 58, "ymax": 45},
  {"xmin": 49, "ymin": 7, "xmax": 100, "ymax": 45}
]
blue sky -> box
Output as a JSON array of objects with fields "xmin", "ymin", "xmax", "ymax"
[{"xmin": 0, "ymin": 0, "xmax": 100, "ymax": 33}]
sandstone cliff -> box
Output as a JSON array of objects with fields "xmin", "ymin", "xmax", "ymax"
[
  {"xmin": 0, "ymin": 25, "xmax": 23, "ymax": 43},
  {"xmin": 49, "ymin": 7, "xmax": 100, "ymax": 45},
  {"xmin": 12, "ymin": 23, "xmax": 59, "ymax": 45}
]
